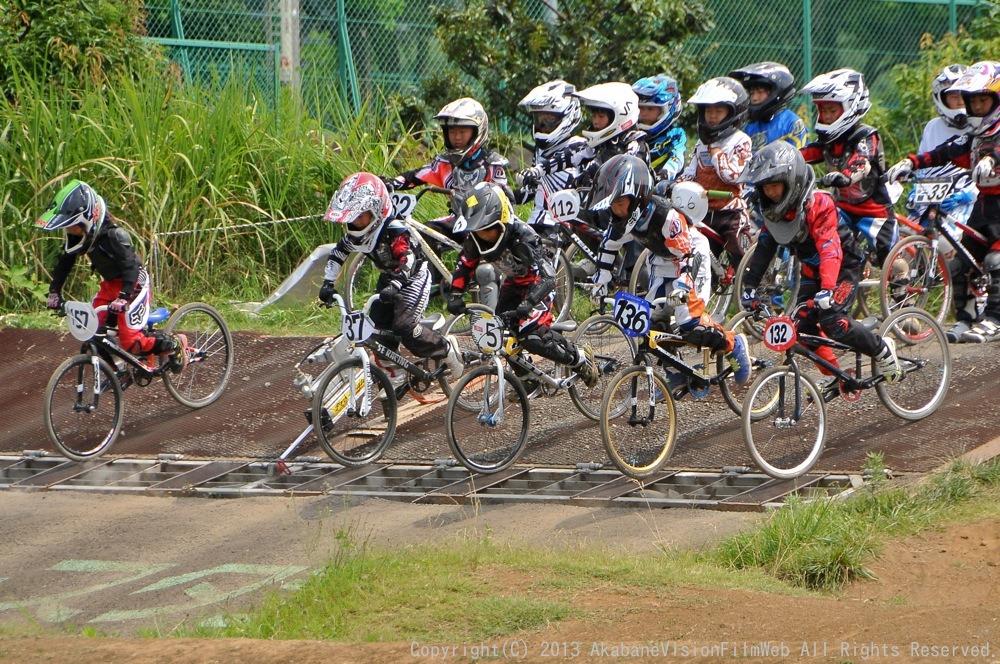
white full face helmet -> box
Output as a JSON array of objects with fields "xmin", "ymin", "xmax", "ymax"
[
  {"xmin": 949, "ymin": 61, "xmax": 1000, "ymax": 138},
  {"xmin": 932, "ymin": 64, "xmax": 968, "ymax": 128},
  {"xmin": 518, "ymin": 79, "xmax": 582, "ymax": 150},
  {"xmin": 324, "ymin": 172, "xmax": 393, "ymax": 253},
  {"xmin": 801, "ymin": 68, "xmax": 871, "ymax": 141},
  {"xmin": 435, "ymin": 97, "xmax": 490, "ymax": 165},
  {"xmin": 572, "ymin": 82, "xmax": 640, "ymax": 149}
]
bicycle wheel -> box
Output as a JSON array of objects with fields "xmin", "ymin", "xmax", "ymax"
[
  {"xmin": 628, "ymin": 248, "xmax": 652, "ymax": 299},
  {"xmin": 568, "ymin": 314, "xmax": 637, "ymax": 420},
  {"xmin": 741, "ymin": 365, "xmax": 827, "ymax": 480},
  {"xmin": 445, "ymin": 364, "xmax": 530, "ymax": 473},
  {"xmin": 734, "ymin": 242, "xmax": 800, "ymax": 314},
  {"xmin": 311, "ymin": 357, "xmax": 397, "ymax": 465},
  {"xmin": 43, "ymin": 354, "xmax": 123, "ymax": 461},
  {"xmin": 161, "ymin": 302, "xmax": 234, "ymax": 408},
  {"xmin": 601, "ymin": 366, "xmax": 678, "ymax": 478},
  {"xmin": 719, "ymin": 311, "xmax": 784, "ymax": 417},
  {"xmin": 439, "ymin": 304, "xmax": 493, "ymax": 410},
  {"xmin": 879, "ymin": 235, "xmax": 951, "ymax": 326},
  {"xmin": 875, "ymin": 307, "xmax": 950, "ymax": 420},
  {"xmin": 552, "ymin": 249, "xmax": 575, "ymax": 322},
  {"xmin": 341, "ymin": 252, "xmax": 380, "ymax": 313}
]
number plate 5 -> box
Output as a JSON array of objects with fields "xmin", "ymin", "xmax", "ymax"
[
  {"xmin": 763, "ymin": 316, "xmax": 797, "ymax": 352},
  {"xmin": 471, "ymin": 314, "xmax": 503, "ymax": 353},
  {"xmin": 613, "ymin": 292, "xmax": 652, "ymax": 338}
]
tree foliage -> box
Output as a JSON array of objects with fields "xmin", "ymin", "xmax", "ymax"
[
  {"xmin": 424, "ymin": 0, "xmax": 712, "ymax": 132},
  {"xmin": 879, "ymin": 4, "xmax": 1000, "ymax": 159},
  {"xmin": 0, "ymin": 0, "xmax": 160, "ymax": 95}
]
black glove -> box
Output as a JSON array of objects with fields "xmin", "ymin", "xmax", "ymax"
[
  {"xmin": 379, "ymin": 175, "xmax": 401, "ymax": 192},
  {"xmin": 446, "ymin": 294, "xmax": 467, "ymax": 315},
  {"xmin": 544, "ymin": 147, "xmax": 574, "ymax": 172},
  {"xmin": 318, "ymin": 279, "xmax": 337, "ymax": 305},
  {"xmin": 820, "ymin": 172, "xmax": 851, "ymax": 188},
  {"xmin": 515, "ymin": 301, "xmax": 535, "ymax": 320},
  {"xmin": 379, "ymin": 281, "xmax": 400, "ymax": 304}
]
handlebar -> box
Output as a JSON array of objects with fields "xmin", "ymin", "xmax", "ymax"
[{"xmin": 415, "ymin": 185, "xmax": 453, "ymax": 199}]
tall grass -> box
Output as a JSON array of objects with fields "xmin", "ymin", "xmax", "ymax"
[{"xmin": 0, "ymin": 65, "xmax": 428, "ymax": 310}]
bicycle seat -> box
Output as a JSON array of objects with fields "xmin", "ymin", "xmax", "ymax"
[
  {"xmin": 148, "ymin": 307, "xmax": 170, "ymax": 325},
  {"xmin": 551, "ymin": 321, "xmax": 577, "ymax": 333},
  {"xmin": 420, "ymin": 312, "xmax": 447, "ymax": 331}
]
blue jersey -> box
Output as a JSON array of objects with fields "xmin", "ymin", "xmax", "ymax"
[
  {"xmin": 745, "ymin": 109, "xmax": 808, "ymax": 152},
  {"xmin": 647, "ymin": 126, "xmax": 687, "ymax": 183}
]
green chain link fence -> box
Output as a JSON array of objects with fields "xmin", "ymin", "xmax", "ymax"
[{"xmin": 143, "ymin": 0, "xmax": 985, "ymax": 117}]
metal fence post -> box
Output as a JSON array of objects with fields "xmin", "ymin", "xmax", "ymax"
[
  {"xmin": 336, "ymin": 0, "xmax": 361, "ymax": 113},
  {"xmin": 169, "ymin": 0, "xmax": 192, "ymax": 76},
  {"xmin": 802, "ymin": 0, "xmax": 812, "ymax": 84}
]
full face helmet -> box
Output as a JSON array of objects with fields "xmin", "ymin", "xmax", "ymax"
[
  {"xmin": 631, "ymin": 74, "xmax": 683, "ymax": 139},
  {"xmin": 454, "ymin": 182, "xmax": 510, "ymax": 260},
  {"xmin": 35, "ymin": 179, "xmax": 107, "ymax": 255},
  {"xmin": 688, "ymin": 76, "xmax": 750, "ymax": 144},
  {"xmin": 801, "ymin": 68, "xmax": 871, "ymax": 141},
  {"xmin": 518, "ymin": 80, "xmax": 582, "ymax": 150},
  {"xmin": 729, "ymin": 62, "xmax": 796, "ymax": 123},
  {"xmin": 325, "ymin": 172, "xmax": 393, "ymax": 253},
  {"xmin": 587, "ymin": 154, "xmax": 653, "ymax": 235},
  {"xmin": 739, "ymin": 140, "xmax": 815, "ymax": 245},
  {"xmin": 932, "ymin": 64, "xmax": 969, "ymax": 128},
  {"xmin": 435, "ymin": 97, "xmax": 490, "ymax": 165},
  {"xmin": 572, "ymin": 82, "xmax": 640, "ymax": 149},
  {"xmin": 949, "ymin": 61, "xmax": 1000, "ymax": 138}
]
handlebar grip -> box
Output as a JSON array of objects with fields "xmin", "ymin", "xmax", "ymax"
[{"xmin": 705, "ymin": 190, "xmax": 734, "ymax": 199}]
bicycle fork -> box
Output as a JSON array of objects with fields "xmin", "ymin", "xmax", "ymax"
[
  {"xmin": 478, "ymin": 356, "xmax": 507, "ymax": 427},
  {"xmin": 75, "ymin": 355, "xmax": 106, "ymax": 413}
]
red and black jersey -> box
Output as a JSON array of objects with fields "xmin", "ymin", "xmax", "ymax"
[
  {"xmin": 801, "ymin": 124, "xmax": 893, "ymax": 218},
  {"xmin": 323, "ymin": 220, "xmax": 421, "ymax": 285},
  {"xmin": 395, "ymin": 149, "xmax": 509, "ymax": 196},
  {"xmin": 908, "ymin": 132, "xmax": 1000, "ymax": 197},
  {"xmin": 746, "ymin": 191, "xmax": 864, "ymax": 291}
]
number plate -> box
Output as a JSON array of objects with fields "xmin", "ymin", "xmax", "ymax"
[
  {"xmin": 471, "ymin": 313, "xmax": 503, "ymax": 353},
  {"xmin": 391, "ymin": 192, "xmax": 416, "ymax": 218},
  {"xmin": 912, "ymin": 180, "xmax": 952, "ymax": 206},
  {"xmin": 613, "ymin": 292, "xmax": 652, "ymax": 338},
  {"xmin": 341, "ymin": 310, "xmax": 375, "ymax": 342},
  {"xmin": 64, "ymin": 301, "xmax": 99, "ymax": 341},
  {"xmin": 548, "ymin": 189, "xmax": 581, "ymax": 222},
  {"xmin": 763, "ymin": 316, "xmax": 797, "ymax": 352}
]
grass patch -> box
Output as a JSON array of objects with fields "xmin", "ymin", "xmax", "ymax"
[{"xmin": 714, "ymin": 455, "xmax": 1000, "ymax": 591}]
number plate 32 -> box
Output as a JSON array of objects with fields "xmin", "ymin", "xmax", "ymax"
[{"xmin": 763, "ymin": 316, "xmax": 797, "ymax": 352}]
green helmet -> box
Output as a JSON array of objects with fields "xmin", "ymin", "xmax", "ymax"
[{"xmin": 36, "ymin": 180, "xmax": 107, "ymax": 254}]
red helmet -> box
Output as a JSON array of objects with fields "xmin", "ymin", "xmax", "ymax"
[{"xmin": 325, "ymin": 173, "xmax": 393, "ymax": 252}]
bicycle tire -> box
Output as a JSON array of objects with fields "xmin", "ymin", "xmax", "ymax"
[
  {"xmin": 600, "ymin": 365, "xmax": 678, "ymax": 478},
  {"xmin": 719, "ymin": 311, "xmax": 783, "ymax": 417},
  {"xmin": 439, "ymin": 304, "xmax": 494, "ymax": 411},
  {"xmin": 43, "ymin": 354, "xmax": 123, "ymax": 461},
  {"xmin": 875, "ymin": 307, "xmax": 950, "ymax": 420},
  {"xmin": 741, "ymin": 365, "xmax": 827, "ymax": 480},
  {"xmin": 568, "ymin": 314, "xmax": 637, "ymax": 421},
  {"xmin": 552, "ymin": 248, "xmax": 575, "ymax": 322},
  {"xmin": 445, "ymin": 364, "xmax": 530, "ymax": 473},
  {"xmin": 311, "ymin": 357, "xmax": 397, "ymax": 466},
  {"xmin": 879, "ymin": 235, "xmax": 951, "ymax": 327},
  {"xmin": 162, "ymin": 302, "xmax": 234, "ymax": 408}
]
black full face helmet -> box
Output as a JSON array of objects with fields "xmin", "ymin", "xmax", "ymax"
[
  {"xmin": 729, "ymin": 62, "xmax": 796, "ymax": 123},
  {"xmin": 740, "ymin": 141, "xmax": 815, "ymax": 245},
  {"xmin": 454, "ymin": 182, "xmax": 510, "ymax": 260},
  {"xmin": 587, "ymin": 154, "xmax": 653, "ymax": 235}
]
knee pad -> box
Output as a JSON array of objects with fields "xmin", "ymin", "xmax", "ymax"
[
  {"xmin": 984, "ymin": 251, "xmax": 1000, "ymax": 275},
  {"xmin": 679, "ymin": 323, "xmax": 726, "ymax": 351}
]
